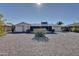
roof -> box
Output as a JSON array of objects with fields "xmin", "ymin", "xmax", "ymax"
[
  {"xmin": 67, "ymin": 23, "xmax": 79, "ymax": 26},
  {"xmin": 15, "ymin": 22, "xmax": 31, "ymax": 26},
  {"xmin": 53, "ymin": 24, "xmax": 66, "ymax": 27},
  {"xmin": 31, "ymin": 24, "xmax": 53, "ymax": 26},
  {"xmin": 5, "ymin": 23, "xmax": 13, "ymax": 26}
]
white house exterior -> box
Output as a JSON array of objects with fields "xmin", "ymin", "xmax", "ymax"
[
  {"xmin": 14, "ymin": 22, "xmax": 65, "ymax": 32},
  {"xmin": 14, "ymin": 22, "xmax": 31, "ymax": 32},
  {"xmin": 52, "ymin": 25, "xmax": 65, "ymax": 32}
]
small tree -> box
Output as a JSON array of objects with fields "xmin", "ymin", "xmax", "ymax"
[
  {"xmin": 71, "ymin": 26, "xmax": 79, "ymax": 32},
  {"xmin": 0, "ymin": 14, "xmax": 5, "ymax": 36}
]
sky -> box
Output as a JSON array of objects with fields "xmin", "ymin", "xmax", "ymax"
[{"xmin": 0, "ymin": 3, "xmax": 79, "ymax": 25}]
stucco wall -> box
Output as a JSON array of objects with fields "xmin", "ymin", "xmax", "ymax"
[
  {"xmin": 52, "ymin": 26, "xmax": 62, "ymax": 32},
  {"xmin": 15, "ymin": 25, "xmax": 30, "ymax": 32}
]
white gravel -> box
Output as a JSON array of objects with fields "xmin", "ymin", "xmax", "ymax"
[{"xmin": 0, "ymin": 32, "xmax": 79, "ymax": 56}]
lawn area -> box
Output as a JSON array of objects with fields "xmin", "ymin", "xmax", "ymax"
[{"xmin": 0, "ymin": 32, "xmax": 79, "ymax": 56}]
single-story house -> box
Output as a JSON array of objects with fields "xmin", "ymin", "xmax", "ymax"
[
  {"xmin": 5, "ymin": 22, "xmax": 79, "ymax": 33},
  {"xmin": 30, "ymin": 24, "xmax": 53, "ymax": 31},
  {"xmin": 68, "ymin": 23, "xmax": 79, "ymax": 28},
  {"xmin": 14, "ymin": 22, "xmax": 65, "ymax": 33},
  {"xmin": 4, "ymin": 23, "xmax": 13, "ymax": 33},
  {"xmin": 14, "ymin": 22, "xmax": 31, "ymax": 32},
  {"xmin": 52, "ymin": 24, "xmax": 65, "ymax": 32},
  {"xmin": 67, "ymin": 23, "xmax": 79, "ymax": 31}
]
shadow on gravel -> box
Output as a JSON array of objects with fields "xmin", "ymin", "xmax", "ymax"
[
  {"xmin": 47, "ymin": 32, "xmax": 57, "ymax": 34},
  {"xmin": 9, "ymin": 31, "xmax": 35, "ymax": 34},
  {"xmin": 8, "ymin": 32, "xmax": 57, "ymax": 34},
  {"xmin": 32, "ymin": 37, "xmax": 49, "ymax": 42},
  {"xmin": 8, "ymin": 32, "xmax": 31, "ymax": 34}
]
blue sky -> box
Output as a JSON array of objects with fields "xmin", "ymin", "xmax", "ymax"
[{"xmin": 0, "ymin": 3, "xmax": 79, "ymax": 25}]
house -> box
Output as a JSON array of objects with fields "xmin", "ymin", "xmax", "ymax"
[
  {"xmin": 4, "ymin": 21, "xmax": 68, "ymax": 33},
  {"xmin": 52, "ymin": 24, "xmax": 65, "ymax": 32},
  {"xmin": 67, "ymin": 23, "xmax": 79, "ymax": 31},
  {"xmin": 30, "ymin": 22, "xmax": 53, "ymax": 31},
  {"xmin": 14, "ymin": 22, "xmax": 31, "ymax": 32},
  {"xmin": 4, "ymin": 23, "xmax": 13, "ymax": 33},
  {"xmin": 68, "ymin": 23, "xmax": 79, "ymax": 28},
  {"xmin": 14, "ymin": 22, "xmax": 66, "ymax": 33}
]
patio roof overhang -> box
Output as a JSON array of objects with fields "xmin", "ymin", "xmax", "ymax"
[{"xmin": 31, "ymin": 24, "xmax": 53, "ymax": 27}]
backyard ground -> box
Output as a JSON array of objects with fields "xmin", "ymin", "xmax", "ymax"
[{"xmin": 0, "ymin": 32, "xmax": 79, "ymax": 56}]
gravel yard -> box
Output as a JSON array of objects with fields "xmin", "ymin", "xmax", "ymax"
[{"xmin": 0, "ymin": 32, "xmax": 79, "ymax": 56}]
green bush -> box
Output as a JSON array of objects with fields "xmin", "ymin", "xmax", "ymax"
[
  {"xmin": 35, "ymin": 32, "xmax": 45, "ymax": 37},
  {"xmin": 33, "ymin": 28, "xmax": 47, "ymax": 37},
  {"xmin": 0, "ymin": 14, "xmax": 6, "ymax": 36},
  {"xmin": 71, "ymin": 27, "xmax": 79, "ymax": 32},
  {"xmin": 32, "ymin": 28, "xmax": 49, "ymax": 42}
]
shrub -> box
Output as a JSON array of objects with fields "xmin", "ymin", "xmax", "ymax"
[
  {"xmin": 33, "ymin": 28, "xmax": 46, "ymax": 37},
  {"xmin": 35, "ymin": 32, "xmax": 45, "ymax": 37},
  {"xmin": 71, "ymin": 27, "xmax": 79, "ymax": 32},
  {"xmin": 32, "ymin": 28, "xmax": 49, "ymax": 42},
  {"xmin": 0, "ymin": 25, "xmax": 6, "ymax": 36},
  {"xmin": 0, "ymin": 14, "xmax": 6, "ymax": 36}
]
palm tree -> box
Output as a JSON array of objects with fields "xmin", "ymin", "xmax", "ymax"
[{"xmin": 57, "ymin": 21, "xmax": 64, "ymax": 25}]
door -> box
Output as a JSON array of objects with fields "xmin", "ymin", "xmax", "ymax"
[{"xmin": 15, "ymin": 26, "xmax": 23, "ymax": 32}]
